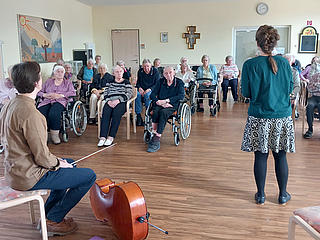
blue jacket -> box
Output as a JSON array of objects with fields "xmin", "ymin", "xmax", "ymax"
[{"xmin": 196, "ymin": 64, "xmax": 218, "ymax": 85}]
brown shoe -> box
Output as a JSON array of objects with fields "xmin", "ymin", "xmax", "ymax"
[{"xmin": 46, "ymin": 218, "xmax": 78, "ymax": 236}]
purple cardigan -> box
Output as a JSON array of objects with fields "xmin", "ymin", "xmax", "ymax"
[{"xmin": 37, "ymin": 78, "xmax": 76, "ymax": 108}]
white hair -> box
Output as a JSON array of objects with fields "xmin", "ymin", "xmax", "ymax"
[
  {"xmin": 98, "ymin": 63, "xmax": 108, "ymax": 71},
  {"xmin": 87, "ymin": 58, "xmax": 94, "ymax": 64},
  {"xmin": 53, "ymin": 65, "xmax": 65, "ymax": 74},
  {"xmin": 116, "ymin": 60, "xmax": 125, "ymax": 66},
  {"xmin": 180, "ymin": 57, "xmax": 187, "ymax": 63},
  {"xmin": 112, "ymin": 65, "xmax": 124, "ymax": 74}
]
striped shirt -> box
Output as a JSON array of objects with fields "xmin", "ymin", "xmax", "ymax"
[
  {"xmin": 220, "ymin": 64, "xmax": 239, "ymax": 79},
  {"xmin": 103, "ymin": 78, "xmax": 133, "ymax": 103}
]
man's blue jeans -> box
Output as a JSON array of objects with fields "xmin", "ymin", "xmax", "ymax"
[
  {"xmin": 135, "ymin": 91, "xmax": 152, "ymax": 114},
  {"xmin": 29, "ymin": 158, "xmax": 96, "ymax": 223}
]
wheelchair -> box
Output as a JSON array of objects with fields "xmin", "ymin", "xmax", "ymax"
[
  {"xmin": 195, "ymin": 78, "xmax": 220, "ymax": 117},
  {"xmin": 143, "ymin": 100, "xmax": 192, "ymax": 146},
  {"xmin": 184, "ymin": 81, "xmax": 197, "ymax": 115},
  {"xmin": 36, "ymin": 97, "xmax": 87, "ymax": 143},
  {"xmin": 61, "ymin": 98, "xmax": 87, "ymax": 142}
]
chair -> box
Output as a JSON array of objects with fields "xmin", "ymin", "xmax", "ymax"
[
  {"xmin": 288, "ymin": 206, "xmax": 320, "ymax": 240},
  {"xmin": 97, "ymin": 88, "xmax": 137, "ymax": 140},
  {"xmin": 0, "ymin": 177, "xmax": 48, "ymax": 240}
]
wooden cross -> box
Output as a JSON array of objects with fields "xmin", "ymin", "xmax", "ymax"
[{"xmin": 182, "ymin": 26, "xmax": 200, "ymax": 49}]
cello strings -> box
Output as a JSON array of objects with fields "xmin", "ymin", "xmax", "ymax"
[{"xmin": 71, "ymin": 143, "xmax": 117, "ymax": 165}]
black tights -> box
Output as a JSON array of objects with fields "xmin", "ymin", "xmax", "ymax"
[{"xmin": 254, "ymin": 150, "xmax": 288, "ymax": 196}]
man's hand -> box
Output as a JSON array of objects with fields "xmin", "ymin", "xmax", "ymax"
[
  {"xmin": 145, "ymin": 88, "xmax": 151, "ymax": 94},
  {"xmin": 162, "ymin": 103, "xmax": 173, "ymax": 108},
  {"xmin": 139, "ymin": 88, "xmax": 145, "ymax": 96},
  {"xmin": 156, "ymin": 99, "xmax": 167, "ymax": 106},
  {"xmin": 58, "ymin": 158, "xmax": 73, "ymax": 168}
]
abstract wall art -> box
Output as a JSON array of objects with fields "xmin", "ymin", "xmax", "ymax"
[{"xmin": 17, "ymin": 14, "xmax": 62, "ymax": 63}]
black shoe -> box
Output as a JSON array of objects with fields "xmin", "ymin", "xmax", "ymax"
[
  {"xmin": 222, "ymin": 99, "xmax": 227, "ymax": 102},
  {"xmin": 245, "ymin": 99, "xmax": 249, "ymax": 104},
  {"xmin": 136, "ymin": 114, "xmax": 144, "ymax": 126},
  {"xmin": 88, "ymin": 118, "xmax": 96, "ymax": 125},
  {"xmin": 210, "ymin": 108, "xmax": 216, "ymax": 117},
  {"xmin": 295, "ymin": 112, "xmax": 299, "ymax": 119},
  {"xmin": 303, "ymin": 130, "xmax": 313, "ymax": 139},
  {"xmin": 196, "ymin": 108, "xmax": 204, "ymax": 112},
  {"xmin": 278, "ymin": 192, "xmax": 291, "ymax": 205},
  {"xmin": 255, "ymin": 192, "xmax": 265, "ymax": 205}
]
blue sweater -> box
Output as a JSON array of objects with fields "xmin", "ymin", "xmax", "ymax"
[{"xmin": 196, "ymin": 64, "xmax": 218, "ymax": 85}]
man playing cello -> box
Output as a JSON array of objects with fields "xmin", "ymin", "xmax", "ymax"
[{"xmin": 0, "ymin": 61, "xmax": 96, "ymax": 236}]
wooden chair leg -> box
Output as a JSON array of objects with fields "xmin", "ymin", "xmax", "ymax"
[
  {"xmin": 29, "ymin": 200, "xmax": 36, "ymax": 224},
  {"xmin": 288, "ymin": 216, "xmax": 296, "ymax": 240},
  {"xmin": 132, "ymin": 102, "xmax": 136, "ymax": 134},
  {"xmin": 126, "ymin": 110, "xmax": 130, "ymax": 140}
]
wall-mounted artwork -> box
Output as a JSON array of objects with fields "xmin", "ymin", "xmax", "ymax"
[
  {"xmin": 17, "ymin": 14, "xmax": 62, "ymax": 63},
  {"xmin": 160, "ymin": 32, "xmax": 168, "ymax": 43},
  {"xmin": 298, "ymin": 26, "xmax": 318, "ymax": 53}
]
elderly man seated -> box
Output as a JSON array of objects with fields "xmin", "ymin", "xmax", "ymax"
[
  {"xmin": 88, "ymin": 63, "xmax": 114, "ymax": 124},
  {"xmin": 135, "ymin": 59, "xmax": 160, "ymax": 126},
  {"xmin": 0, "ymin": 66, "xmax": 17, "ymax": 109},
  {"xmin": 303, "ymin": 59, "xmax": 320, "ymax": 139},
  {"xmin": 147, "ymin": 66, "xmax": 185, "ymax": 153}
]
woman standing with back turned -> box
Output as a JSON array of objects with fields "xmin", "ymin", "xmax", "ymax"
[{"xmin": 241, "ymin": 25, "xmax": 295, "ymax": 205}]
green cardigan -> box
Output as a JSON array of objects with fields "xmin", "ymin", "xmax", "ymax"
[{"xmin": 241, "ymin": 55, "xmax": 293, "ymax": 119}]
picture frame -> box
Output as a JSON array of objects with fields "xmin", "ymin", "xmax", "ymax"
[
  {"xmin": 160, "ymin": 32, "xmax": 168, "ymax": 43},
  {"xmin": 298, "ymin": 26, "xmax": 318, "ymax": 54},
  {"xmin": 17, "ymin": 14, "xmax": 63, "ymax": 63}
]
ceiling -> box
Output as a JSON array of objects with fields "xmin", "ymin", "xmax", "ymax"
[{"xmin": 76, "ymin": 0, "xmax": 232, "ymax": 6}]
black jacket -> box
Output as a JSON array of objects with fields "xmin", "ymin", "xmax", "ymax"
[
  {"xmin": 91, "ymin": 73, "xmax": 114, "ymax": 90},
  {"xmin": 150, "ymin": 77, "xmax": 185, "ymax": 110},
  {"xmin": 136, "ymin": 67, "xmax": 160, "ymax": 91}
]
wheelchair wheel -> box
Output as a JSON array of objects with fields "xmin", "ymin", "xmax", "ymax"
[
  {"xmin": 180, "ymin": 103, "xmax": 192, "ymax": 140},
  {"xmin": 144, "ymin": 131, "xmax": 152, "ymax": 144},
  {"xmin": 0, "ymin": 144, "xmax": 4, "ymax": 154},
  {"xmin": 72, "ymin": 101, "xmax": 87, "ymax": 136},
  {"xmin": 62, "ymin": 133, "xmax": 69, "ymax": 143},
  {"xmin": 174, "ymin": 133, "xmax": 180, "ymax": 146}
]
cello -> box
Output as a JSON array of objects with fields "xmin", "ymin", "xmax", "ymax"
[{"xmin": 89, "ymin": 178, "xmax": 168, "ymax": 240}]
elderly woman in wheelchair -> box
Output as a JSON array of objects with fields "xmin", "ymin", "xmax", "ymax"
[
  {"xmin": 37, "ymin": 65, "xmax": 76, "ymax": 144},
  {"xmin": 176, "ymin": 63, "xmax": 196, "ymax": 113},
  {"xmin": 97, "ymin": 65, "xmax": 133, "ymax": 147},
  {"xmin": 196, "ymin": 55, "xmax": 219, "ymax": 116},
  {"xmin": 144, "ymin": 66, "xmax": 191, "ymax": 153}
]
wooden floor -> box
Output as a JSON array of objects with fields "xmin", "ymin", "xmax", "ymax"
[{"xmin": 1, "ymin": 98, "xmax": 320, "ymax": 240}]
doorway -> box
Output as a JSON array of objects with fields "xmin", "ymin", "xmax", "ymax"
[
  {"xmin": 233, "ymin": 26, "xmax": 291, "ymax": 70},
  {"xmin": 111, "ymin": 29, "xmax": 140, "ymax": 81}
]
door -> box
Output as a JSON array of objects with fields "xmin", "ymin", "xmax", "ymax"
[
  {"xmin": 234, "ymin": 26, "xmax": 291, "ymax": 70},
  {"xmin": 111, "ymin": 29, "xmax": 140, "ymax": 81}
]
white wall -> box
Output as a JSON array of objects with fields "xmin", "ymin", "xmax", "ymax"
[
  {"xmin": 0, "ymin": 0, "xmax": 93, "ymax": 78},
  {"xmin": 92, "ymin": 0, "xmax": 320, "ymax": 69}
]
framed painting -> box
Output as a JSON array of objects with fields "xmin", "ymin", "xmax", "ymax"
[
  {"xmin": 160, "ymin": 32, "xmax": 168, "ymax": 43},
  {"xmin": 298, "ymin": 26, "xmax": 318, "ymax": 53},
  {"xmin": 17, "ymin": 14, "xmax": 62, "ymax": 63}
]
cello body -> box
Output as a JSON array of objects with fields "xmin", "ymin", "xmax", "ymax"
[{"xmin": 89, "ymin": 178, "xmax": 148, "ymax": 240}]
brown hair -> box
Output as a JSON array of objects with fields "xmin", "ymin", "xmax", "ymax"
[
  {"xmin": 12, "ymin": 61, "xmax": 41, "ymax": 93},
  {"xmin": 256, "ymin": 25, "xmax": 280, "ymax": 74}
]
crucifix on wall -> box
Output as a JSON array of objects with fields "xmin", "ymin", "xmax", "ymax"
[{"xmin": 182, "ymin": 26, "xmax": 200, "ymax": 49}]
